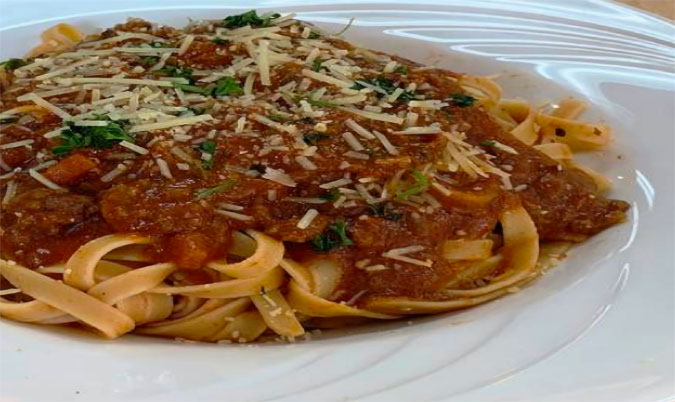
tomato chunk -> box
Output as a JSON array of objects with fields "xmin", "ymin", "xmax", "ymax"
[{"xmin": 44, "ymin": 154, "xmax": 97, "ymax": 185}]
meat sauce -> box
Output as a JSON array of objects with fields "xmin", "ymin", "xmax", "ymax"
[{"xmin": 0, "ymin": 19, "xmax": 628, "ymax": 301}]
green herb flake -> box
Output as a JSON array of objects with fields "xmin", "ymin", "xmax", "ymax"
[
  {"xmin": 139, "ymin": 56, "xmax": 159, "ymax": 66},
  {"xmin": 267, "ymin": 114, "xmax": 288, "ymax": 122},
  {"xmin": 308, "ymin": 31, "xmax": 321, "ymax": 39},
  {"xmin": 303, "ymin": 132, "xmax": 330, "ymax": 145},
  {"xmin": 212, "ymin": 77, "xmax": 243, "ymax": 97},
  {"xmin": 369, "ymin": 203, "xmax": 403, "ymax": 221},
  {"xmin": 294, "ymin": 95, "xmax": 337, "ymax": 108},
  {"xmin": 320, "ymin": 189, "xmax": 341, "ymax": 201},
  {"xmin": 352, "ymin": 77, "xmax": 416, "ymax": 102},
  {"xmin": 312, "ymin": 58, "xmax": 324, "ymax": 72},
  {"xmin": 173, "ymin": 83, "xmax": 211, "ymax": 95},
  {"xmin": 199, "ymin": 140, "xmax": 217, "ymax": 170},
  {"xmin": 396, "ymin": 169, "xmax": 429, "ymax": 201},
  {"xmin": 393, "ymin": 65, "xmax": 409, "ymax": 74},
  {"xmin": 195, "ymin": 179, "xmax": 236, "ymax": 200},
  {"xmin": 311, "ymin": 218, "xmax": 353, "ymax": 252},
  {"xmin": 0, "ymin": 58, "xmax": 28, "ymax": 70},
  {"xmin": 222, "ymin": 10, "xmax": 280, "ymax": 28},
  {"xmin": 52, "ymin": 117, "xmax": 134, "ymax": 156},
  {"xmin": 480, "ymin": 140, "xmax": 496, "ymax": 147},
  {"xmin": 154, "ymin": 65, "xmax": 193, "ymax": 81},
  {"xmin": 211, "ymin": 38, "xmax": 230, "ymax": 45},
  {"xmin": 449, "ymin": 93, "xmax": 476, "ymax": 107}
]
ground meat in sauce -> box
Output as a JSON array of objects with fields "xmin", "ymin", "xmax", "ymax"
[
  {"xmin": 0, "ymin": 18, "xmax": 629, "ymax": 301},
  {"xmin": 0, "ymin": 188, "xmax": 109, "ymax": 267},
  {"xmin": 453, "ymin": 107, "xmax": 630, "ymax": 241},
  {"xmin": 100, "ymin": 180, "xmax": 213, "ymax": 234}
]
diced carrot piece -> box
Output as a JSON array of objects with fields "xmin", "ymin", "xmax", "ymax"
[{"xmin": 44, "ymin": 153, "xmax": 97, "ymax": 185}]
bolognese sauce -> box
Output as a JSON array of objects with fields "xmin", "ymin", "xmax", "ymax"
[{"xmin": 0, "ymin": 12, "xmax": 628, "ymax": 341}]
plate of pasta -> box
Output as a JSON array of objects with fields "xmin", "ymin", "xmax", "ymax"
[{"xmin": 0, "ymin": 1, "xmax": 673, "ymax": 401}]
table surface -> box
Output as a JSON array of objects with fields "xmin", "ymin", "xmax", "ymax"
[{"xmin": 615, "ymin": 0, "xmax": 675, "ymax": 20}]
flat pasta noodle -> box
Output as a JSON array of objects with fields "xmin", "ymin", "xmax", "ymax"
[
  {"xmin": 115, "ymin": 293, "xmax": 174, "ymax": 325},
  {"xmin": 534, "ymin": 143, "xmax": 574, "ymax": 161},
  {"xmin": 27, "ymin": 23, "xmax": 84, "ymax": 57},
  {"xmin": 287, "ymin": 280, "xmax": 397, "ymax": 319},
  {"xmin": 64, "ymin": 234, "xmax": 153, "ymax": 290},
  {"xmin": 148, "ymin": 266, "xmax": 285, "ymax": 298},
  {"xmin": 537, "ymin": 113, "xmax": 611, "ymax": 150},
  {"xmin": 251, "ymin": 289, "xmax": 305, "ymax": 337},
  {"xmin": 442, "ymin": 239, "xmax": 494, "ymax": 260},
  {"xmin": 87, "ymin": 262, "xmax": 177, "ymax": 304},
  {"xmin": 207, "ymin": 230, "xmax": 285, "ymax": 278},
  {"xmin": 0, "ymin": 260, "xmax": 135, "ymax": 338},
  {"xmin": 208, "ymin": 310, "xmax": 268, "ymax": 342},
  {"xmin": 510, "ymin": 105, "xmax": 539, "ymax": 145},
  {"xmin": 135, "ymin": 298, "xmax": 251, "ymax": 341}
]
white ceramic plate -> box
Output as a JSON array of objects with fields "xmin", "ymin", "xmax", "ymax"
[{"xmin": 1, "ymin": 1, "xmax": 673, "ymax": 401}]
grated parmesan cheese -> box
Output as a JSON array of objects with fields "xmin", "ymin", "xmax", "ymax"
[
  {"xmin": 262, "ymin": 167, "xmax": 296, "ymax": 187},
  {"xmin": 296, "ymin": 209, "xmax": 319, "ymax": 229},
  {"xmin": 119, "ymin": 141, "xmax": 149, "ymax": 155},
  {"xmin": 24, "ymin": 93, "xmax": 71, "ymax": 119},
  {"xmin": 216, "ymin": 210, "xmax": 253, "ymax": 221},
  {"xmin": 28, "ymin": 169, "xmax": 63, "ymax": 190},
  {"xmin": 130, "ymin": 114, "xmax": 213, "ymax": 133},
  {"xmin": 155, "ymin": 158, "xmax": 173, "ymax": 179}
]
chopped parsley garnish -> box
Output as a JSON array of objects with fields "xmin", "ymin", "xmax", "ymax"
[
  {"xmin": 195, "ymin": 179, "xmax": 236, "ymax": 200},
  {"xmin": 154, "ymin": 65, "xmax": 193, "ymax": 81},
  {"xmin": 393, "ymin": 65, "xmax": 409, "ymax": 74},
  {"xmin": 211, "ymin": 38, "xmax": 230, "ymax": 45},
  {"xmin": 308, "ymin": 31, "xmax": 321, "ymax": 39},
  {"xmin": 0, "ymin": 58, "xmax": 28, "ymax": 70},
  {"xmin": 172, "ymin": 77, "xmax": 242, "ymax": 97},
  {"xmin": 174, "ymin": 83, "xmax": 211, "ymax": 94},
  {"xmin": 303, "ymin": 132, "xmax": 330, "ymax": 145},
  {"xmin": 396, "ymin": 169, "xmax": 429, "ymax": 200},
  {"xmin": 448, "ymin": 93, "xmax": 476, "ymax": 107},
  {"xmin": 267, "ymin": 114, "xmax": 288, "ymax": 122},
  {"xmin": 320, "ymin": 189, "xmax": 341, "ymax": 201},
  {"xmin": 312, "ymin": 219, "xmax": 353, "ymax": 252},
  {"xmin": 480, "ymin": 140, "xmax": 496, "ymax": 147},
  {"xmin": 222, "ymin": 10, "xmax": 280, "ymax": 28},
  {"xmin": 369, "ymin": 203, "xmax": 403, "ymax": 221},
  {"xmin": 295, "ymin": 95, "xmax": 337, "ymax": 108},
  {"xmin": 199, "ymin": 140, "xmax": 216, "ymax": 170},
  {"xmin": 259, "ymin": 286, "xmax": 267, "ymax": 296},
  {"xmin": 52, "ymin": 117, "xmax": 134, "ymax": 156},
  {"xmin": 139, "ymin": 56, "xmax": 159, "ymax": 66},
  {"xmin": 212, "ymin": 77, "xmax": 243, "ymax": 97},
  {"xmin": 149, "ymin": 42, "xmax": 167, "ymax": 48},
  {"xmin": 312, "ymin": 58, "xmax": 324, "ymax": 72},
  {"xmin": 353, "ymin": 77, "xmax": 416, "ymax": 102}
]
